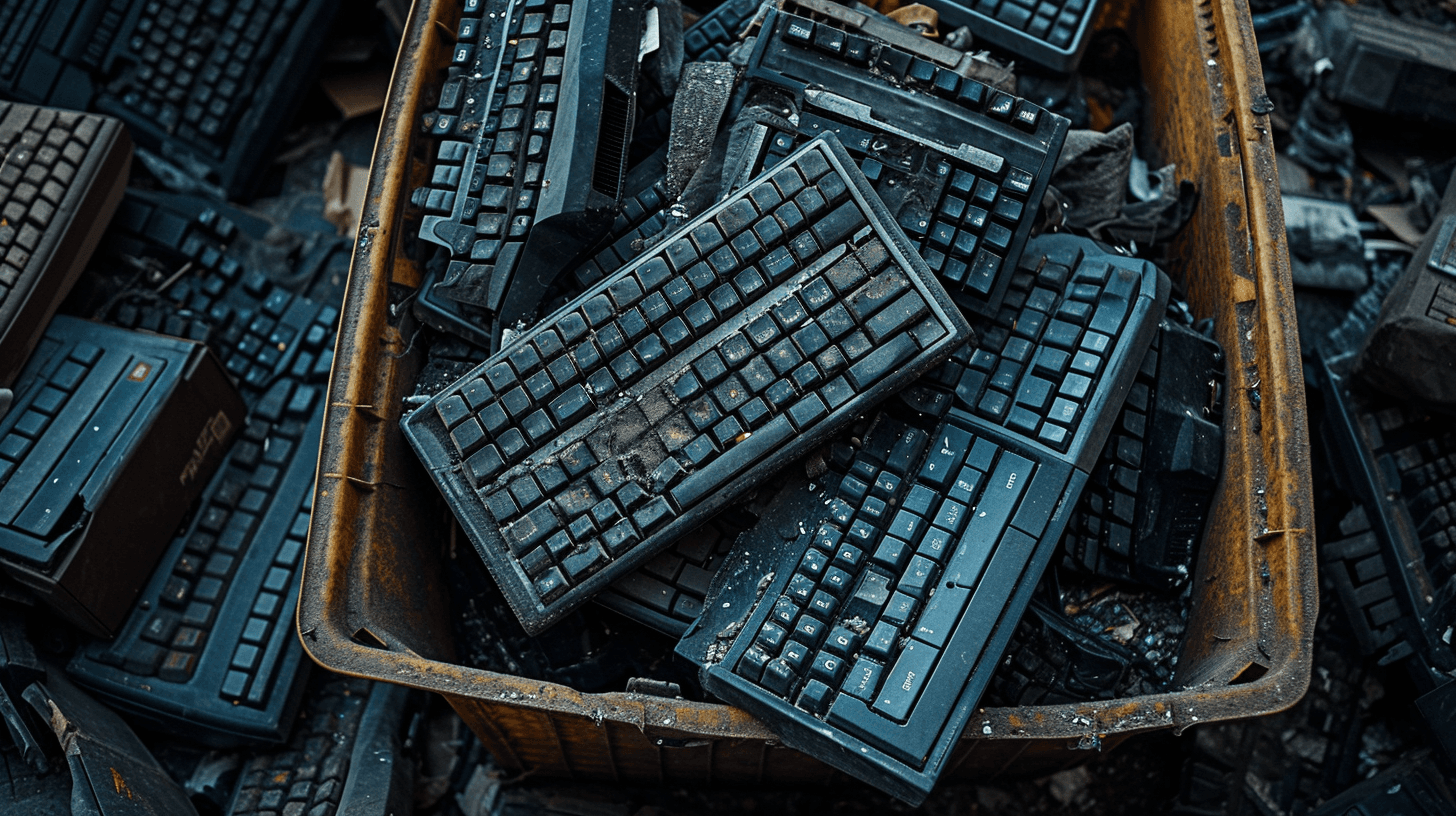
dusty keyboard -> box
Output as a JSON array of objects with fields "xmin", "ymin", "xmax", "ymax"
[
  {"xmin": 740, "ymin": 6, "xmax": 1068, "ymax": 320},
  {"xmin": 0, "ymin": 102, "xmax": 130, "ymax": 399},
  {"xmin": 932, "ymin": 0, "xmax": 1102, "ymax": 72},
  {"xmin": 402, "ymin": 135, "xmax": 972, "ymax": 634},
  {"xmin": 415, "ymin": 0, "xmax": 652, "ymax": 351},
  {"xmin": 677, "ymin": 234, "xmax": 1168, "ymax": 803},
  {"xmin": 0, "ymin": 316, "xmax": 244, "ymax": 636},
  {"xmin": 1059, "ymin": 316, "xmax": 1226, "ymax": 589},
  {"xmin": 67, "ymin": 380, "xmax": 324, "ymax": 745},
  {"xmin": 0, "ymin": 0, "xmax": 341, "ymax": 196}
]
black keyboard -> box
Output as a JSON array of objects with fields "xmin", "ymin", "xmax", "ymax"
[
  {"xmin": 930, "ymin": 0, "xmax": 1102, "ymax": 72},
  {"xmin": 1059, "ymin": 316, "xmax": 1226, "ymax": 589},
  {"xmin": 414, "ymin": 146, "xmax": 672, "ymax": 350},
  {"xmin": 0, "ymin": 102, "xmax": 130, "ymax": 400},
  {"xmin": 402, "ymin": 135, "xmax": 972, "ymax": 634},
  {"xmin": 1318, "ymin": 350, "xmax": 1456, "ymax": 689},
  {"xmin": 677, "ymin": 234, "xmax": 1168, "ymax": 804},
  {"xmin": 67, "ymin": 382, "xmax": 323, "ymax": 745},
  {"xmin": 0, "ymin": 0, "xmax": 341, "ymax": 196},
  {"xmin": 93, "ymin": 191, "xmax": 341, "ymax": 401},
  {"xmin": 225, "ymin": 676, "xmax": 416, "ymax": 815},
  {"xmin": 415, "ymin": 0, "xmax": 652, "ymax": 352},
  {"xmin": 0, "ymin": 316, "xmax": 244, "ymax": 637},
  {"xmin": 1354, "ymin": 175, "xmax": 1456, "ymax": 412},
  {"xmin": 740, "ymin": 6, "xmax": 1069, "ymax": 320}
]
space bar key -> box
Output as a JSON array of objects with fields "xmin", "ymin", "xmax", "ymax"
[{"xmin": 670, "ymin": 414, "xmax": 794, "ymax": 508}]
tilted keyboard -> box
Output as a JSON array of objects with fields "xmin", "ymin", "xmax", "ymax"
[
  {"xmin": 92, "ymin": 191, "xmax": 340, "ymax": 401},
  {"xmin": 0, "ymin": 102, "xmax": 130, "ymax": 398},
  {"xmin": 415, "ymin": 0, "xmax": 652, "ymax": 352},
  {"xmin": 415, "ymin": 146, "xmax": 671, "ymax": 350},
  {"xmin": 740, "ymin": 6, "xmax": 1069, "ymax": 320},
  {"xmin": 931, "ymin": 0, "xmax": 1102, "ymax": 72},
  {"xmin": 1354, "ymin": 177, "xmax": 1456, "ymax": 412},
  {"xmin": 1318, "ymin": 350, "xmax": 1456, "ymax": 688},
  {"xmin": 0, "ymin": 316, "xmax": 244, "ymax": 636},
  {"xmin": 1059, "ymin": 316, "xmax": 1226, "ymax": 589},
  {"xmin": 0, "ymin": 0, "xmax": 341, "ymax": 196},
  {"xmin": 677, "ymin": 234, "xmax": 1168, "ymax": 804},
  {"xmin": 67, "ymin": 380, "xmax": 324, "ymax": 745},
  {"xmin": 403, "ymin": 135, "xmax": 972, "ymax": 634}
]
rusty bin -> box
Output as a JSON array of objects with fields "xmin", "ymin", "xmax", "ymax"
[{"xmin": 298, "ymin": 0, "xmax": 1316, "ymax": 784}]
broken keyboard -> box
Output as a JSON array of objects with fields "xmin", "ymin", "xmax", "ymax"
[
  {"xmin": 740, "ymin": 6, "xmax": 1069, "ymax": 320},
  {"xmin": 415, "ymin": 0, "xmax": 652, "ymax": 352},
  {"xmin": 0, "ymin": 102, "xmax": 131, "ymax": 403},
  {"xmin": 402, "ymin": 135, "xmax": 972, "ymax": 634},
  {"xmin": 678, "ymin": 233, "xmax": 1168, "ymax": 804},
  {"xmin": 1060, "ymin": 315, "xmax": 1226, "ymax": 590}
]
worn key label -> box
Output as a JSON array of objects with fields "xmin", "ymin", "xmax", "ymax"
[
  {"xmin": 127, "ymin": 362, "xmax": 152, "ymax": 382},
  {"xmin": 180, "ymin": 410, "xmax": 234, "ymax": 485}
]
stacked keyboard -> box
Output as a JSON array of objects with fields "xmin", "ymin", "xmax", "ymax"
[
  {"xmin": 0, "ymin": 102, "xmax": 130, "ymax": 396},
  {"xmin": 403, "ymin": 136, "xmax": 972, "ymax": 634},
  {"xmin": 67, "ymin": 383, "xmax": 321, "ymax": 745},
  {"xmin": 740, "ymin": 6, "xmax": 1069, "ymax": 320},
  {"xmin": 0, "ymin": 0, "xmax": 341, "ymax": 196},
  {"xmin": 1059, "ymin": 317, "xmax": 1226, "ymax": 589},
  {"xmin": 932, "ymin": 0, "xmax": 1102, "ymax": 72},
  {"xmin": 0, "ymin": 316, "xmax": 244, "ymax": 636},
  {"xmin": 414, "ymin": 0, "xmax": 652, "ymax": 351},
  {"xmin": 61, "ymin": 192, "xmax": 339, "ymax": 744},
  {"xmin": 677, "ymin": 234, "xmax": 1168, "ymax": 803}
]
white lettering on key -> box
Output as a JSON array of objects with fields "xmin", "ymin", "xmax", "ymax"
[
  {"xmin": 902, "ymin": 671, "xmax": 916, "ymax": 691},
  {"xmin": 1006, "ymin": 472, "xmax": 1018, "ymax": 490}
]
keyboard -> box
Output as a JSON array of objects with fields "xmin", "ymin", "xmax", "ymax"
[
  {"xmin": 929, "ymin": 0, "xmax": 1102, "ymax": 72},
  {"xmin": 986, "ymin": 595, "xmax": 1132, "ymax": 707},
  {"xmin": 415, "ymin": 0, "xmax": 653, "ymax": 352},
  {"xmin": 739, "ymin": 5, "xmax": 1069, "ymax": 320},
  {"xmin": 0, "ymin": 102, "xmax": 130, "ymax": 403},
  {"xmin": 0, "ymin": 0, "xmax": 342, "ymax": 196},
  {"xmin": 67, "ymin": 380, "xmax": 324, "ymax": 746},
  {"xmin": 92, "ymin": 191, "xmax": 341, "ymax": 402},
  {"xmin": 226, "ymin": 676, "xmax": 416, "ymax": 815},
  {"xmin": 1315, "ymin": 3, "xmax": 1456, "ymax": 129},
  {"xmin": 1354, "ymin": 177, "xmax": 1456, "ymax": 412},
  {"xmin": 0, "ymin": 316, "xmax": 244, "ymax": 637},
  {"xmin": 1059, "ymin": 316, "xmax": 1226, "ymax": 589},
  {"xmin": 677, "ymin": 233, "xmax": 1168, "ymax": 804},
  {"xmin": 1317, "ymin": 350, "xmax": 1456, "ymax": 687},
  {"xmin": 414, "ymin": 146, "xmax": 672, "ymax": 350},
  {"xmin": 402, "ymin": 135, "xmax": 973, "ymax": 634}
]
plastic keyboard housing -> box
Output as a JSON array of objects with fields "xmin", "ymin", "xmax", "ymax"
[
  {"xmin": 741, "ymin": 6, "xmax": 1069, "ymax": 320},
  {"xmin": 0, "ymin": 316, "xmax": 244, "ymax": 636},
  {"xmin": 678, "ymin": 234, "xmax": 1168, "ymax": 804},
  {"xmin": 415, "ymin": 0, "xmax": 652, "ymax": 352},
  {"xmin": 0, "ymin": 102, "xmax": 130, "ymax": 398},
  {"xmin": 403, "ymin": 135, "xmax": 973, "ymax": 634}
]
